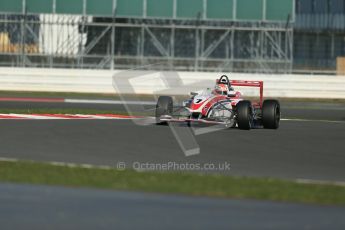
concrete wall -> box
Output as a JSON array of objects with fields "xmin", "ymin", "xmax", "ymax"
[{"xmin": 0, "ymin": 67, "xmax": 345, "ymax": 99}]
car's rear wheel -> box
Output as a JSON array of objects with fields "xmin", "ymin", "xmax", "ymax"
[
  {"xmin": 236, "ymin": 100, "xmax": 253, "ymax": 130},
  {"xmin": 262, "ymin": 99, "xmax": 280, "ymax": 129},
  {"xmin": 155, "ymin": 96, "xmax": 173, "ymax": 124}
]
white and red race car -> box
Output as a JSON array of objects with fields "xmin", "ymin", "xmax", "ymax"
[{"xmin": 155, "ymin": 75, "xmax": 280, "ymax": 130}]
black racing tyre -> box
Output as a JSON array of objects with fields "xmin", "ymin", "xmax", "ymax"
[
  {"xmin": 262, "ymin": 99, "xmax": 280, "ymax": 129},
  {"xmin": 236, "ymin": 100, "xmax": 253, "ymax": 130},
  {"xmin": 155, "ymin": 96, "xmax": 173, "ymax": 124}
]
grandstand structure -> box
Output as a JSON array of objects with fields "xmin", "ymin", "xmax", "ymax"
[{"xmin": 0, "ymin": 0, "xmax": 294, "ymax": 73}]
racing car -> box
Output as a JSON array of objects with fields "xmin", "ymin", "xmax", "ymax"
[{"xmin": 155, "ymin": 75, "xmax": 280, "ymax": 130}]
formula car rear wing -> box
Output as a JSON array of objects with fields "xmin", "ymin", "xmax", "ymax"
[{"xmin": 230, "ymin": 80, "xmax": 264, "ymax": 107}]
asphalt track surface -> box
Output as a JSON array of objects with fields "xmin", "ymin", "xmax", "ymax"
[
  {"xmin": 0, "ymin": 101, "xmax": 344, "ymax": 182},
  {"xmin": 1, "ymin": 100, "xmax": 345, "ymax": 121},
  {"xmin": 0, "ymin": 100, "xmax": 345, "ymax": 229},
  {"xmin": 1, "ymin": 183, "xmax": 344, "ymax": 230}
]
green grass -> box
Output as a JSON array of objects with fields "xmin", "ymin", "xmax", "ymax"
[{"xmin": 0, "ymin": 160, "xmax": 344, "ymax": 205}]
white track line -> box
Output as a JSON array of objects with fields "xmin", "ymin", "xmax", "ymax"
[
  {"xmin": 75, "ymin": 114, "xmax": 138, "ymax": 120},
  {"xmin": 296, "ymin": 178, "xmax": 345, "ymax": 187},
  {"xmin": 0, "ymin": 157, "xmax": 113, "ymax": 170},
  {"xmin": 0, "ymin": 157, "xmax": 19, "ymax": 162},
  {"xmin": 0, "ymin": 114, "xmax": 139, "ymax": 120},
  {"xmin": 10, "ymin": 114, "xmax": 68, "ymax": 119},
  {"xmin": 65, "ymin": 99, "xmax": 155, "ymax": 105},
  {"xmin": 282, "ymin": 118, "xmax": 345, "ymax": 124}
]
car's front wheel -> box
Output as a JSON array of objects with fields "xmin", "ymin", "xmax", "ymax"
[
  {"xmin": 155, "ymin": 96, "xmax": 173, "ymax": 124},
  {"xmin": 236, "ymin": 100, "xmax": 253, "ymax": 130}
]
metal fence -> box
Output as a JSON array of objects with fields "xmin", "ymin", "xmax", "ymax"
[
  {"xmin": 1, "ymin": 1, "xmax": 344, "ymax": 74},
  {"xmin": 0, "ymin": 13, "xmax": 293, "ymax": 73}
]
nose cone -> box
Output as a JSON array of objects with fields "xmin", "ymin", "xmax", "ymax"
[
  {"xmin": 190, "ymin": 96, "xmax": 207, "ymax": 111},
  {"xmin": 190, "ymin": 102, "xmax": 201, "ymax": 111}
]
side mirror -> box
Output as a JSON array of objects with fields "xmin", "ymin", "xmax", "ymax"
[{"xmin": 190, "ymin": 92, "xmax": 198, "ymax": 96}]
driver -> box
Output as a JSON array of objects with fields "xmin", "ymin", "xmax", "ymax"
[
  {"xmin": 214, "ymin": 83, "xmax": 229, "ymax": 95},
  {"xmin": 214, "ymin": 75, "xmax": 234, "ymax": 95}
]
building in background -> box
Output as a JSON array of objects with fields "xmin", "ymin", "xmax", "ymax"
[{"xmin": 294, "ymin": 0, "xmax": 345, "ymax": 73}]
